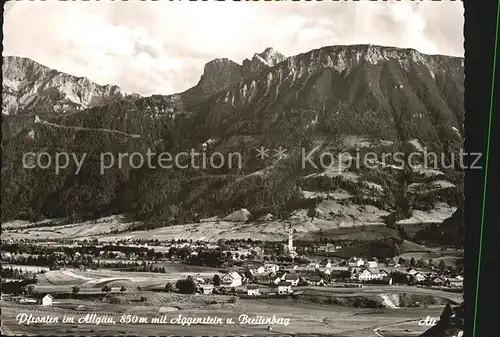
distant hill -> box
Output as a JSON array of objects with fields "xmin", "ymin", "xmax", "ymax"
[
  {"xmin": 2, "ymin": 56, "xmax": 138, "ymax": 116},
  {"xmin": 333, "ymin": 238, "xmax": 428, "ymax": 259}
]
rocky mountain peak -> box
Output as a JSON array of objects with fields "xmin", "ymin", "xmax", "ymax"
[
  {"xmin": 242, "ymin": 47, "xmax": 286, "ymax": 78},
  {"xmin": 203, "ymin": 58, "xmax": 239, "ymax": 71},
  {"xmin": 189, "ymin": 48, "xmax": 287, "ymax": 98},
  {"xmin": 2, "ymin": 55, "xmax": 129, "ymax": 116},
  {"xmin": 255, "ymin": 47, "xmax": 286, "ymax": 66},
  {"xmin": 194, "ymin": 58, "xmax": 244, "ymax": 97}
]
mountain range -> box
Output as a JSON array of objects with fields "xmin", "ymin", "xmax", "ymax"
[{"xmin": 1, "ymin": 44, "xmax": 465, "ymax": 245}]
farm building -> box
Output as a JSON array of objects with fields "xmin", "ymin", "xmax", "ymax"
[
  {"xmin": 200, "ymin": 285, "xmax": 214, "ymax": 295},
  {"xmin": 41, "ymin": 294, "xmax": 53, "ymax": 306},
  {"xmin": 277, "ymin": 282, "xmax": 293, "ymax": 295},
  {"xmin": 283, "ymin": 274, "xmax": 300, "ymax": 286},
  {"xmin": 247, "ymin": 285, "xmax": 260, "ymax": 296}
]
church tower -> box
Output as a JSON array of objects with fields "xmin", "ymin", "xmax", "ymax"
[{"xmin": 287, "ymin": 224, "xmax": 296, "ymax": 257}]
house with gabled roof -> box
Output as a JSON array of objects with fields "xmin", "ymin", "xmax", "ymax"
[
  {"xmin": 41, "ymin": 294, "xmax": 53, "ymax": 306},
  {"xmin": 357, "ymin": 268, "xmax": 385, "ymax": 281},
  {"xmin": 348, "ymin": 257, "xmax": 367, "ymax": 267},
  {"xmin": 413, "ymin": 272, "xmax": 428, "ymax": 283},
  {"xmin": 222, "ymin": 271, "xmax": 242, "ymax": 287},
  {"xmin": 431, "ymin": 275, "xmax": 447, "ymax": 286}
]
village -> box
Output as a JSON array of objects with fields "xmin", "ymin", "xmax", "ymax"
[
  {"xmin": 0, "ymin": 221, "xmax": 465, "ymax": 337},
  {"xmin": 1, "ymin": 225, "xmax": 463, "ymax": 307}
]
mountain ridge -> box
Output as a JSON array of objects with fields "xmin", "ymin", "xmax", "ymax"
[
  {"xmin": 2, "ymin": 55, "xmax": 140, "ymax": 116},
  {"xmin": 3, "ymin": 44, "xmax": 463, "ymax": 110},
  {"xmin": 1, "ymin": 44, "xmax": 465, "ymax": 244}
]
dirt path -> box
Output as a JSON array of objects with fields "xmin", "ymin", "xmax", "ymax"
[
  {"xmin": 373, "ymin": 319, "xmax": 422, "ymax": 337},
  {"xmin": 36, "ymin": 118, "xmax": 141, "ymax": 138}
]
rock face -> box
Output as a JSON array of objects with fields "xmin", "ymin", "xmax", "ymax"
[
  {"xmin": 2, "ymin": 56, "xmax": 134, "ymax": 116},
  {"xmin": 242, "ymin": 47, "xmax": 287, "ymax": 78},
  {"xmin": 195, "ymin": 58, "xmax": 244, "ymax": 96},
  {"xmin": 184, "ymin": 47, "xmax": 287, "ymax": 100},
  {"xmin": 1, "ymin": 44, "xmax": 465, "ymax": 235},
  {"xmin": 203, "ymin": 44, "xmax": 463, "ymax": 152}
]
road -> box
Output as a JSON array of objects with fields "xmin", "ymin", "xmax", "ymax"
[{"xmin": 36, "ymin": 118, "xmax": 141, "ymax": 139}]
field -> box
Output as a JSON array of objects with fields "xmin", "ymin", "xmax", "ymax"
[
  {"xmin": 1, "ymin": 271, "xmax": 461, "ymax": 337},
  {"xmin": 1, "ymin": 200, "xmax": 454, "ymax": 244},
  {"xmin": 395, "ymin": 248, "xmax": 463, "ymax": 266},
  {"xmin": 1, "ymin": 219, "xmax": 382, "ymax": 242},
  {"xmin": 1, "ymin": 199, "xmax": 456, "ymax": 244},
  {"xmin": 1, "ymin": 215, "xmax": 135, "ymax": 240},
  {"xmin": 1, "ymin": 296, "xmax": 445, "ymax": 337},
  {"xmin": 300, "ymin": 285, "xmax": 462, "ymax": 304},
  {"xmin": 33, "ymin": 265, "xmax": 219, "ymax": 294}
]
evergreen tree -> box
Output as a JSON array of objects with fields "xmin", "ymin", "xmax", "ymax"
[
  {"xmin": 440, "ymin": 303, "xmax": 454, "ymax": 326},
  {"xmin": 213, "ymin": 274, "xmax": 221, "ymax": 287}
]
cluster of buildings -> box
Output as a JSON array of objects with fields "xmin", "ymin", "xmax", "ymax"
[
  {"xmin": 202, "ymin": 255, "xmax": 463, "ymax": 297},
  {"xmin": 406, "ymin": 267, "xmax": 463, "ymax": 288}
]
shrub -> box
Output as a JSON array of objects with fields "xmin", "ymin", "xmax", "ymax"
[
  {"xmin": 176, "ymin": 277, "xmax": 197, "ymax": 294},
  {"xmin": 164, "ymin": 283, "xmax": 173, "ymax": 292}
]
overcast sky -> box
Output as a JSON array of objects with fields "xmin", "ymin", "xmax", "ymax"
[{"xmin": 3, "ymin": 0, "xmax": 464, "ymax": 96}]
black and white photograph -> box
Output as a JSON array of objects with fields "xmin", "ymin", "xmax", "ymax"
[{"xmin": 1, "ymin": 1, "xmax": 468, "ymax": 336}]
